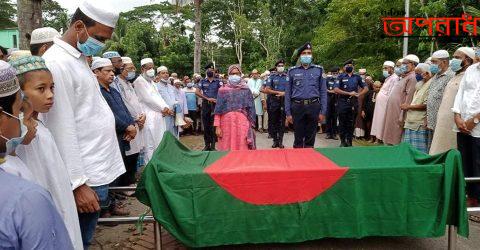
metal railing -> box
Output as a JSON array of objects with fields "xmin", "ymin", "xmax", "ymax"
[
  {"xmin": 448, "ymin": 177, "xmax": 480, "ymax": 250},
  {"xmin": 96, "ymin": 186, "xmax": 162, "ymax": 250},
  {"xmin": 104, "ymin": 177, "xmax": 480, "ymax": 250}
]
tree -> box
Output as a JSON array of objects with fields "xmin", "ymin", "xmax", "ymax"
[
  {"xmin": 0, "ymin": 0, "xmax": 16, "ymax": 29},
  {"xmin": 42, "ymin": 0, "xmax": 69, "ymax": 33},
  {"xmin": 17, "ymin": 0, "xmax": 43, "ymax": 49}
]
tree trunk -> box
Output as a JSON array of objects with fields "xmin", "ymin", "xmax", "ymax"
[
  {"xmin": 193, "ymin": 0, "xmax": 202, "ymax": 74},
  {"xmin": 17, "ymin": 0, "xmax": 43, "ymax": 50}
]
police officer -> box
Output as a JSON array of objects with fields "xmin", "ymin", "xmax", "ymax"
[
  {"xmin": 334, "ymin": 59, "xmax": 368, "ymax": 147},
  {"xmin": 285, "ymin": 42, "xmax": 328, "ymax": 148},
  {"xmin": 325, "ymin": 67, "xmax": 340, "ymax": 140},
  {"xmin": 264, "ymin": 59, "xmax": 288, "ymax": 148},
  {"xmin": 196, "ymin": 63, "xmax": 222, "ymax": 151}
]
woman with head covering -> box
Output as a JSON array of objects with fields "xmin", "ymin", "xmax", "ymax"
[{"xmin": 214, "ymin": 64, "xmax": 256, "ymax": 150}]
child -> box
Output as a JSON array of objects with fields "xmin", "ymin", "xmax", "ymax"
[{"xmin": 10, "ymin": 56, "xmax": 83, "ymax": 250}]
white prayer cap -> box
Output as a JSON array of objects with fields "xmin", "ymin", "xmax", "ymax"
[
  {"xmin": 140, "ymin": 58, "xmax": 153, "ymax": 66},
  {"xmin": 121, "ymin": 57, "xmax": 133, "ymax": 64},
  {"xmin": 403, "ymin": 54, "xmax": 420, "ymax": 64},
  {"xmin": 383, "ymin": 61, "xmax": 395, "ymax": 68},
  {"xmin": 30, "ymin": 27, "xmax": 60, "ymax": 44},
  {"xmin": 396, "ymin": 58, "xmax": 404, "ymax": 65},
  {"xmin": 102, "ymin": 51, "xmax": 121, "ymax": 59},
  {"xmin": 456, "ymin": 47, "xmax": 475, "ymax": 60},
  {"xmin": 416, "ymin": 63, "xmax": 430, "ymax": 73},
  {"xmin": 91, "ymin": 58, "xmax": 112, "ymax": 70},
  {"xmin": 425, "ymin": 57, "xmax": 432, "ymax": 64},
  {"xmin": 79, "ymin": 0, "xmax": 119, "ymax": 28},
  {"xmin": 92, "ymin": 56, "xmax": 101, "ymax": 61},
  {"xmin": 0, "ymin": 61, "xmax": 20, "ymax": 98},
  {"xmin": 431, "ymin": 50, "xmax": 450, "ymax": 59},
  {"xmin": 359, "ymin": 68, "xmax": 367, "ymax": 74},
  {"xmin": 8, "ymin": 50, "xmax": 31, "ymax": 61},
  {"xmin": 157, "ymin": 66, "xmax": 168, "ymax": 73}
]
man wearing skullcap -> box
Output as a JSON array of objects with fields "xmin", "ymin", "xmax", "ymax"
[
  {"xmin": 452, "ymin": 48, "xmax": 480, "ymax": 209},
  {"xmin": 156, "ymin": 66, "xmax": 180, "ymax": 137},
  {"xmin": 248, "ymin": 69, "xmax": 265, "ymax": 132},
  {"xmin": 103, "ymin": 51, "xmax": 123, "ymax": 75},
  {"xmin": 334, "ymin": 59, "xmax": 368, "ymax": 147},
  {"xmin": 264, "ymin": 59, "xmax": 288, "ymax": 148},
  {"xmin": 430, "ymin": 47, "xmax": 475, "ymax": 155},
  {"xmin": 370, "ymin": 61, "xmax": 399, "ymax": 143},
  {"xmin": 10, "ymin": 56, "xmax": 83, "ymax": 249},
  {"xmin": 426, "ymin": 50, "xmax": 455, "ymax": 135},
  {"xmin": 134, "ymin": 59, "xmax": 169, "ymax": 162},
  {"xmin": 28, "ymin": 27, "xmax": 61, "ymax": 56},
  {"xmin": 382, "ymin": 54, "xmax": 419, "ymax": 145},
  {"xmin": 401, "ymin": 63, "xmax": 432, "ymax": 153},
  {"xmin": 324, "ymin": 66, "xmax": 340, "ymax": 140},
  {"xmin": 196, "ymin": 62, "xmax": 222, "ymax": 151},
  {"xmin": 41, "ymin": 0, "xmax": 124, "ymax": 247},
  {"xmin": 285, "ymin": 42, "xmax": 327, "ymax": 148}
]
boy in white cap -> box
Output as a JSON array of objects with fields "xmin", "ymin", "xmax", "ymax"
[
  {"xmin": 430, "ymin": 47, "xmax": 475, "ymax": 155},
  {"xmin": 382, "ymin": 54, "xmax": 419, "ymax": 145},
  {"xmin": 41, "ymin": 0, "xmax": 124, "ymax": 248},
  {"xmin": 426, "ymin": 50, "xmax": 455, "ymax": 134},
  {"xmin": 133, "ymin": 58, "xmax": 170, "ymax": 162},
  {"xmin": 27, "ymin": 27, "xmax": 61, "ymax": 56}
]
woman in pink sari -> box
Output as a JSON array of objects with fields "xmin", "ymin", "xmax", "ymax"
[{"xmin": 214, "ymin": 64, "xmax": 256, "ymax": 150}]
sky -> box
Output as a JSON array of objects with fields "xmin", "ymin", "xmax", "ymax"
[{"xmin": 55, "ymin": 0, "xmax": 168, "ymax": 14}]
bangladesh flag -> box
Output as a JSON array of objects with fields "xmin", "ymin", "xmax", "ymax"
[{"xmin": 136, "ymin": 132, "xmax": 468, "ymax": 248}]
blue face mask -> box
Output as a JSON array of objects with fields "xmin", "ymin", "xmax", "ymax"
[
  {"xmin": 126, "ymin": 71, "xmax": 136, "ymax": 81},
  {"xmin": 300, "ymin": 55, "xmax": 312, "ymax": 65},
  {"xmin": 187, "ymin": 83, "xmax": 195, "ymax": 88},
  {"xmin": 394, "ymin": 67, "xmax": 402, "ymax": 75},
  {"xmin": 430, "ymin": 64, "xmax": 439, "ymax": 74},
  {"xmin": 77, "ymin": 27, "xmax": 105, "ymax": 56},
  {"xmin": 228, "ymin": 75, "xmax": 241, "ymax": 85},
  {"xmin": 415, "ymin": 73, "xmax": 423, "ymax": 82},
  {"xmin": 450, "ymin": 58, "xmax": 463, "ymax": 72},
  {"xmin": 400, "ymin": 64, "xmax": 408, "ymax": 74},
  {"xmin": 476, "ymin": 49, "xmax": 480, "ymax": 57},
  {"xmin": 0, "ymin": 111, "xmax": 28, "ymax": 157},
  {"xmin": 382, "ymin": 70, "xmax": 390, "ymax": 78}
]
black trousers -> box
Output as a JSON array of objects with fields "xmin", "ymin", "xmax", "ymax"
[
  {"xmin": 202, "ymin": 101, "xmax": 216, "ymax": 148},
  {"xmin": 118, "ymin": 153, "xmax": 139, "ymax": 186},
  {"xmin": 291, "ymin": 102, "xmax": 321, "ymax": 148},
  {"xmin": 325, "ymin": 94, "xmax": 337, "ymax": 136},
  {"xmin": 268, "ymin": 98, "xmax": 286, "ymax": 145},
  {"xmin": 337, "ymin": 98, "xmax": 358, "ymax": 146},
  {"xmin": 457, "ymin": 132, "xmax": 480, "ymax": 199}
]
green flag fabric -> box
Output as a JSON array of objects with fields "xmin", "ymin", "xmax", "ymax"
[{"xmin": 136, "ymin": 132, "xmax": 468, "ymax": 248}]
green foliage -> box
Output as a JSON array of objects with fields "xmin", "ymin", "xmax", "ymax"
[
  {"xmin": 42, "ymin": 0, "xmax": 69, "ymax": 32},
  {"xmin": 0, "ymin": 0, "xmax": 17, "ymax": 29}
]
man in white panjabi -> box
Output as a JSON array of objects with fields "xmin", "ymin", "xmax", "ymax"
[
  {"xmin": 41, "ymin": 0, "xmax": 125, "ymax": 248},
  {"xmin": 133, "ymin": 58, "xmax": 170, "ymax": 162}
]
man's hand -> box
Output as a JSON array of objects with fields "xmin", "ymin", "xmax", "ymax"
[
  {"xmin": 215, "ymin": 127, "xmax": 222, "ymax": 138},
  {"xmin": 349, "ymin": 91, "xmax": 359, "ymax": 97},
  {"xmin": 161, "ymin": 107, "xmax": 170, "ymax": 116},
  {"xmin": 400, "ymin": 103, "xmax": 410, "ymax": 110},
  {"xmin": 262, "ymin": 101, "xmax": 267, "ymax": 111},
  {"xmin": 318, "ymin": 114, "xmax": 325, "ymax": 123},
  {"xmin": 465, "ymin": 117, "xmax": 478, "ymax": 132},
  {"xmin": 136, "ymin": 114, "xmax": 146, "ymax": 129},
  {"xmin": 124, "ymin": 125, "xmax": 137, "ymax": 141},
  {"xmin": 73, "ymin": 184, "xmax": 100, "ymax": 213},
  {"xmin": 361, "ymin": 111, "xmax": 366, "ymax": 119},
  {"xmin": 286, "ymin": 115, "xmax": 293, "ymax": 125},
  {"xmin": 455, "ymin": 115, "xmax": 469, "ymax": 133},
  {"xmin": 276, "ymin": 91, "xmax": 285, "ymax": 97},
  {"xmin": 207, "ymin": 98, "xmax": 217, "ymax": 103}
]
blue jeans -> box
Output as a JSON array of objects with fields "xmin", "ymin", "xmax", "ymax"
[{"xmin": 78, "ymin": 184, "xmax": 110, "ymax": 249}]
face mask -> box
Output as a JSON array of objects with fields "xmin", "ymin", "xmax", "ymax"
[
  {"xmin": 430, "ymin": 64, "xmax": 439, "ymax": 74},
  {"xmin": 126, "ymin": 71, "xmax": 136, "ymax": 80},
  {"xmin": 415, "ymin": 73, "xmax": 423, "ymax": 82},
  {"xmin": 345, "ymin": 66, "xmax": 353, "ymax": 73},
  {"xmin": 394, "ymin": 67, "xmax": 402, "ymax": 75},
  {"xmin": 146, "ymin": 69, "xmax": 155, "ymax": 78},
  {"xmin": 228, "ymin": 75, "xmax": 241, "ymax": 85},
  {"xmin": 0, "ymin": 111, "xmax": 28, "ymax": 157},
  {"xmin": 300, "ymin": 55, "xmax": 312, "ymax": 65},
  {"xmin": 76, "ymin": 26, "xmax": 105, "ymax": 56},
  {"xmin": 400, "ymin": 64, "xmax": 408, "ymax": 74},
  {"xmin": 187, "ymin": 83, "xmax": 195, "ymax": 88},
  {"xmin": 383, "ymin": 70, "xmax": 390, "ymax": 78},
  {"xmin": 450, "ymin": 58, "xmax": 463, "ymax": 72},
  {"xmin": 207, "ymin": 71, "xmax": 214, "ymax": 78},
  {"xmin": 476, "ymin": 49, "xmax": 480, "ymax": 57},
  {"xmin": 277, "ymin": 66, "xmax": 285, "ymax": 73}
]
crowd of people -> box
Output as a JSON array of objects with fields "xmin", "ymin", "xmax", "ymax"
[{"xmin": 0, "ymin": 0, "xmax": 480, "ymax": 249}]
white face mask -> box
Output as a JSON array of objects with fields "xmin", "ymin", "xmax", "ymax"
[
  {"xmin": 277, "ymin": 66, "xmax": 285, "ymax": 73},
  {"xmin": 146, "ymin": 69, "xmax": 155, "ymax": 78},
  {"xmin": 0, "ymin": 111, "xmax": 28, "ymax": 157}
]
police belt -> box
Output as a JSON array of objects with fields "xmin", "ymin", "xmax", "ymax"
[{"xmin": 292, "ymin": 97, "xmax": 320, "ymax": 105}]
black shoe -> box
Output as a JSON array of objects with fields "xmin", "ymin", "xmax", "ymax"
[
  {"xmin": 326, "ymin": 135, "xmax": 334, "ymax": 140},
  {"xmin": 272, "ymin": 142, "xmax": 279, "ymax": 148},
  {"xmin": 202, "ymin": 146, "xmax": 211, "ymax": 151},
  {"xmin": 333, "ymin": 135, "xmax": 339, "ymax": 140},
  {"xmin": 278, "ymin": 144, "xmax": 285, "ymax": 149}
]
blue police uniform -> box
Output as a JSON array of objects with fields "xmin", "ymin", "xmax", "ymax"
[
  {"xmin": 265, "ymin": 72, "xmax": 288, "ymax": 147},
  {"xmin": 285, "ymin": 64, "xmax": 328, "ymax": 148},
  {"xmin": 198, "ymin": 77, "xmax": 222, "ymax": 150},
  {"xmin": 325, "ymin": 76, "xmax": 338, "ymax": 139},
  {"xmin": 334, "ymin": 73, "xmax": 366, "ymax": 146}
]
